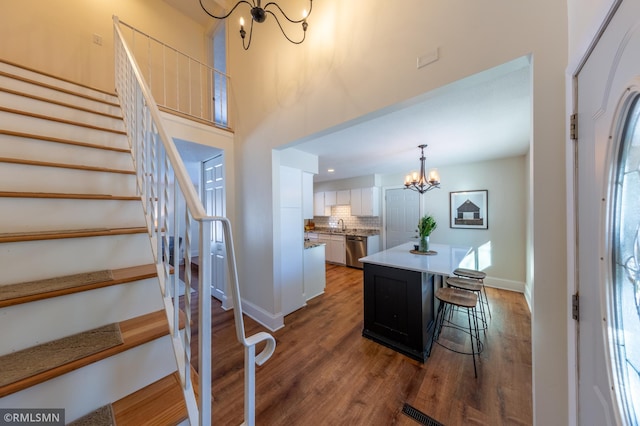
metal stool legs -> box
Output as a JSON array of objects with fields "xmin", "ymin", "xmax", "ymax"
[{"xmin": 432, "ymin": 287, "xmax": 483, "ymax": 378}]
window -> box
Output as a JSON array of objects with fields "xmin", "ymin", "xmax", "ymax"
[{"xmin": 611, "ymin": 94, "xmax": 640, "ymax": 425}]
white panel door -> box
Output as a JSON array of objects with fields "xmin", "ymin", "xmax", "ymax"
[
  {"xmin": 575, "ymin": 1, "xmax": 640, "ymax": 424},
  {"xmin": 203, "ymin": 154, "xmax": 226, "ymax": 304},
  {"xmin": 384, "ymin": 188, "xmax": 419, "ymax": 249}
]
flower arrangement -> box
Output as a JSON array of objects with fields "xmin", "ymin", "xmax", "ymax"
[{"xmin": 417, "ymin": 215, "xmax": 437, "ymax": 238}]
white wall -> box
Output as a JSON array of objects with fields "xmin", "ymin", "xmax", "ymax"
[
  {"xmin": 381, "ymin": 155, "xmax": 527, "ymax": 292},
  {"xmin": 0, "ymin": 0, "xmax": 208, "ymax": 93}
]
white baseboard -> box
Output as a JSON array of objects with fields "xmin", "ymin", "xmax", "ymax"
[
  {"xmin": 240, "ymin": 299, "xmax": 284, "ymax": 332},
  {"xmin": 484, "ymin": 276, "xmax": 526, "ymax": 293}
]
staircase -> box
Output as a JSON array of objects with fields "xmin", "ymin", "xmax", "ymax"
[{"xmin": 0, "ymin": 60, "xmax": 191, "ymax": 424}]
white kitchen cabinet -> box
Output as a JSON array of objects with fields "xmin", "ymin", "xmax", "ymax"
[
  {"xmin": 330, "ymin": 234, "xmax": 346, "ymax": 265},
  {"xmin": 350, "ymin": 187, "xmax": 380, "ymax": 216},
  {"xmin": 304, "ymin": 244, "xmax": 326, "ymax": 300},
  {"xmin": 314, "ymin": 192, "xmax": 330, "ymax": 216},
  {"xmin": 324, "ymin": 190, "xmax": 337, "ymax": 206},
  {"xmin": 279, "ymin": 165, "xmax": 305, "ymax": 316},
  {"xmin": 318, "ymin": 233, "xmax": 345, "ymax": 265},
  {"xmin": 337, "ymin": 189, "xmax": 351, "ymax": 205},
  {"xmin": 302, "ymin": 172, "xmax": 314, "ymax": 219},
  {"xmin": 367, "ymin": 235, "xmax": 380, "ymax": 255},
  {"xmin": 350, "ymin": 188, "xmax": 362, "ymax": 215}
]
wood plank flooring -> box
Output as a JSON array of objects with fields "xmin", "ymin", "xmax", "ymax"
[{"xmin": 182, "ymin": 262, "xmax": 532, "ymax": 425}]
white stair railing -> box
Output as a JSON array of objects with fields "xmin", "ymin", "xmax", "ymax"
[
  {"xmin": 117, "ymin": 19, "xmax": 231, "ymax": 130},
  {"xmin": 113, "ymin": 16, "xmax": 275, "ymax": 426}
]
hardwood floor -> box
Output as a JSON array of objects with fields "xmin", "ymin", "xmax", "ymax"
[{"xmin": 181, "ymin": 263, "xmax": 532, "ymax": 425}]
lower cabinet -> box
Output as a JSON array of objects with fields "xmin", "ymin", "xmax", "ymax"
[
  {"xmin": 318, "ymin": 234, "xmax": 346, "ymax": 265},
  {"xmin": 304, "ymin": 244, "xmax": 326, "ymax": 300}
]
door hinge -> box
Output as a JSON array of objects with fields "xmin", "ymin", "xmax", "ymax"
[
  {"xmin": 570, "ymin": 113, "xmax": 578, "ymax": 140},
  {"xmin": 572, "ymin": 293, "xmax": 579, "ymax": 321}
]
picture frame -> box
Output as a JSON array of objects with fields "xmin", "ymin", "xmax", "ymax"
[{"xmin": 449, "ymin": 190, "xmax": 488, "ymax": 229}]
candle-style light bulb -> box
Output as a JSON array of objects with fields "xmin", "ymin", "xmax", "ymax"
[{"xmin": 239, "ymin": 17, "xmax": 246, "ymax": 39}]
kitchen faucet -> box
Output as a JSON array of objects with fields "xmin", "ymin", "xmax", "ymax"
[{"xmin": 338, "ymin": 218, "xmax": 345, "ymax": 231}]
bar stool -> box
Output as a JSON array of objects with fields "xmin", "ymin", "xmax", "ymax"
[
  {"xmin": 453, "ymin": 267, "xmax": 491, "ymax": 319},
  {"xmin": 446, "ymin": 276, "xmax": 488, "ymax": 337},
  {"xmin": 431, "ymin": 287, "xmax": 482, "ymax": 378}
]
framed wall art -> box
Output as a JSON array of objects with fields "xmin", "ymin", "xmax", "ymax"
[{"xmin": 449, "ymin": 190, "xmax": 488, "ymax": 229}]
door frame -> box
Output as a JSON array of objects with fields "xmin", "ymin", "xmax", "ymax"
[{"xmin": 567, "ymin": 1, "xmax": 623, "ymax": 424}]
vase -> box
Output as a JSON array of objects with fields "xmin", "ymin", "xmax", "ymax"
[{"xmin": 419, "ymin": 236, "xmax": 429, "ymax": 252}]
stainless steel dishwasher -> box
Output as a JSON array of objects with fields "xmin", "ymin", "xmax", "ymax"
[{"xmin": 346, "ymin": 235, "xmax": 367, "ymax": 269}]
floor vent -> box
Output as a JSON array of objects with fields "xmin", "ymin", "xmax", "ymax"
[{"xmin": 401, "ymin": 403, "xmax": 444, "ymax": 426}]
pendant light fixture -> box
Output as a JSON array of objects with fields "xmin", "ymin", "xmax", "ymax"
[
  {"xmin": 199, "ymin": 0, "xmax": 313, "ymax": 50},
  {"xmin": 404, "ymin": 144, "xmax": 441, "ymax": 194}
]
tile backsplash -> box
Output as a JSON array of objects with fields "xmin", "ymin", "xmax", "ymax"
[{"xmin": 309, "ymin": 205, "xmax": 381, "ymax": 230}]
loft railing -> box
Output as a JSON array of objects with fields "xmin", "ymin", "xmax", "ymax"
[
  {"xmin": 117, "ymin": 19, "xmax": 231, "ymax": 130},
  {"xmin": 113, "ymin": 16, "xmax": 275, "ymax": 425}
]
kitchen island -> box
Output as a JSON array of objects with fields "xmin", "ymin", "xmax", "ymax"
[{"xmin": 359, "ymin": 241, "xmax": 472, "ymax": 362}]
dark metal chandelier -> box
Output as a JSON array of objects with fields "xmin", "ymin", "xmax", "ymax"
[
  {"xmin": 404, "ymin": 144, "xmax": 441, "ymax": 194},
  {"xmin": 199, "ymin": 0, "xmax": 313, "ymax": 50}
]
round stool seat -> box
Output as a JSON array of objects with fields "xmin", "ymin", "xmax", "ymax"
[
  {"xmin": 446, "ymin": 277, "xmax": 483, "ymax": 293},
  {"xmin": 453, "ymin": 268, "xmax": 486, "ymax": 280},
  {"xmin": 435, "ymin": 287, "xmax": 477, "ymax": 309}
]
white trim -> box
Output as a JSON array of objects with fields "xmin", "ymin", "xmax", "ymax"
[
  {"xmin": 484, "ymin": 276, "xmax": 526, "ymax": 295},
  {"xmin": 241, "ymin": 298, "xmax": 285, "ymax": 332}
]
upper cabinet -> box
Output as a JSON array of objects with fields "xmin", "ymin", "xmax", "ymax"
[
  {"xmin": 324, "ymin": 190, "xmax": 337, "ymax": 206},
  {"xmin": 302, "ymin": 172, "xmax": 314, "ymax": 219},
  {"xmin": 337, "ymin": 190, "xmax": 351, "ymax": 205},
  {"xmin": 314, "ymin": 187, "xmax": 380, "ymax": 217},
  {"xmin": 314, "ymin": 192, "xmax": 331, "ymax": 216},
  {"xmin": 351, "ymin": 187, "xmax": 380, "ymax": 216}
]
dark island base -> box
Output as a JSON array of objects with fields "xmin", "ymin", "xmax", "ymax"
[
  {"xmin": 362, "ymin": 324, "xmax": 435, "ymax": 362},
  {"xmin": 362, "ymin": 263, "xmax": 436, "ymax": 363}
]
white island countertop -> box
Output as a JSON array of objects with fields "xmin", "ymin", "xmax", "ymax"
[{"xmin": 359, "ymin": 242, "xmax": 472, "ymax": 276}]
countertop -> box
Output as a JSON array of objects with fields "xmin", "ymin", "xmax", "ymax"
[
  {"xmin": 359, "ymin": 241, "xmax": 472, "ymax": 275},
  {"xmin": 304, "ymin": 241, "xmax": 326, "ymax": 249},
  {"xmin": 306, "ymin": 228, "xmax": 380, "ymax": 237}
]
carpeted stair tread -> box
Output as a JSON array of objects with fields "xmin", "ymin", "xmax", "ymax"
[
  {"xmin": 0, "ymin": 264, "xmax": 159, "ymax": 308},
  {"xmin": 0, "ymin": 323, "xmax": 123, "ymax": 388},
  {"xmin": 0, "ymin": 226, "xmax": 147, "ymax": 243},
  {"xmin": 68, "ymin": 404, "xmax": 116, "ymax": 426},
  {"xmin": 112, "ymin": 372, "xmax": 189, "ymax": 426},
  {"xmin": 0, "ymin": 270, "xmax": 113, "ymax": 303},
  {"xmin": 0, "ymin": 310, "xmax": 179, "ymax": 398}
]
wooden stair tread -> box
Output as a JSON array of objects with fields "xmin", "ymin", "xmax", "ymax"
[
  {"xmin": 0, "ymin": 191, "xmax": 140, "ymax": 200},
  {"xmin": 0, "ymin": 264, "xmax": 159, "ymax": 308},
  {"xmin": 0, "ymin": 226, "xmax": 147, "ymax": 243},
  {"xmin": 0, "ymin": 105, "xmax": 125, "ymax": 135},
  {"xmin": 0, "ymin": 86, "xmax": 123, "ymax": 120},
  {"xmin": 0, "ymin": 310, "xmax": 185, "ymax": 398},
  {"xmin": 0, "ymin": 129, "xmax": 130, "ymax": 153},
  {"xmin": 0, "ymin": 156, "xmax": 135, "ymax": 175},
  {"xmin": 0, "ymin": 64, "xmax": 119, "ymax": 106},
  {"xmin": 112, "ymin": 372, "xmax": 188, "ymax": 426}
]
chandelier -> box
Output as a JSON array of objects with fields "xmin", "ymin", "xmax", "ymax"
[
  {"xmin": 404, "ymin": 144, "xmax": 441, "ymax": 194},
  {"xmin": 199, "ymin": 0, "xmax": 313, "ymax": 50}
]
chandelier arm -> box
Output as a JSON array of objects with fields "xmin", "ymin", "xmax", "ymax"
[
  {"xmin": 265, "ymin": 10, "xmax": 306, "ymax": 44},
  {"xmin": 263, "ymin": 0, "xmax": 313, "ymax": 23},
  {"xmin": 242, "ymin": 18, "xmax": 254, "ymax": 50},
  {"xmin": 199, "ymin": 0, "xmax": 255, "ymax": 20}
]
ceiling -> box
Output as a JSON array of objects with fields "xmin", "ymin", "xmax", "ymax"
[
  {"xmin": 287, "ymin": 56, "xmax": 532, "ymax": 182},
  {"xmin": 165, "ymin": 1, "xmax": 532, "ymax": 184}
]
